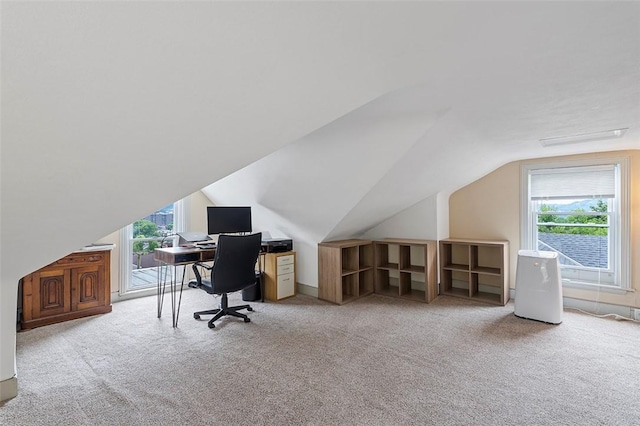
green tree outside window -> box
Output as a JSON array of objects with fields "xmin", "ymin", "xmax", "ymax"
[
  {"xmin": 132, "ymin": 220, "xmax": 161, "ymax": 269},
  {"xmin": 538, "ymin": 201, "xmax": 608, "ymax": 236}
]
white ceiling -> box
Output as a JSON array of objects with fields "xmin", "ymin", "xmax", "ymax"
[
  {"xmin": 2, "ymin": 1, "xmax": 639, "ymax": 277},
  {"xmin": 202, "ymin": 1, "xmax": 640, "ymax": 241}
]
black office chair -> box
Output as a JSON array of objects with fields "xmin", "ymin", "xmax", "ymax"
[{"xmin": 190, "ymin": 232, "xmax": 262, "ymax": 328}]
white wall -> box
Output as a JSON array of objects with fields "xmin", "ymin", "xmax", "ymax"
[
  {"xmin": 449, "ymin": 151, "xmax": 640, "ymax": 310},
  {"xmin": 435, "ymin": 191, "xmax": 452, "ymax": 241},
  {"xmin": 362, "ymin": 195, "xmax": 439, "ymax": 241}
]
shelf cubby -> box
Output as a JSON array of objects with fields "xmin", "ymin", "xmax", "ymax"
[
  {"xmin": 374, "ymin": 268, "xmax": 399, "ymax": 297},
  {"xmin": 440, "ymin": 269, "xmax": 471, "ymax": 298},
  {"xmin": 470, "ymin": 244, "xmax": 503, "ymax": 275},
  {"xmin": 398, "ymin": 272, "xmax": 428, "ymax": 301},
  {"xmin": 441, "ymin": 242, "xmax": 470, "ymax": 271},
  {"xmin": 470, "ymin": 273, "xmax": 502, "ymax": 304},
  {"xmin": 341, "ymin": 273, "xmax": 359, "ymax": 304},
  {"xmin": 359, "ymin": 244, "xmax": 374, "ymax": 269},
  {"xmin": 359, "ymin": 269, "xmax": 374, "ymax": 297},
  {"xmin": 375, "ymin": 242, "xmax": 399, "ymax": 270},
  {"xmin": 341, "ymin": 246, "xmax": 359, "ymax": 274},
  {"xmin": 399, "ymin": 245, "xmax": 411, "ymax": 270}
]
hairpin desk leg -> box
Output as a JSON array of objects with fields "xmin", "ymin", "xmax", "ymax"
[{"xmin": 157, "ymin": 262, "xmax": 170, "ymax": 319}]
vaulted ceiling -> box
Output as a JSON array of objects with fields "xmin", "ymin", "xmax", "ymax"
[
  {"xmin": 201, "ymin": 2, "xmax": 640, "ymax": 244},
  {"xmin": 2, "ymin": 1, "xmax": 639, "ymax": 281}
]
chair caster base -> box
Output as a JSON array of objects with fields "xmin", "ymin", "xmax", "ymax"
[{"xmin": 194, "ymin": 294, "xmax": 253, "ymax": 328}]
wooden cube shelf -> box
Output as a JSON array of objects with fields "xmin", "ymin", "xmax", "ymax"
[
  {"xmin": 318, "ymin": 238, "xmax": 437, "ymax": 304},
  {"xmin": 318, "ymin": 239, "xmax": 374, "ymax": 305},
  {"xmin": 374, "ymin": 239, "xmax": 437, "ymax": 303},
  {"xmin": 439, "ymin": 238, "xmax": 509, "ymax": 305}
]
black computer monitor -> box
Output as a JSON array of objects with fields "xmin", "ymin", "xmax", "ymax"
[{"xmin": 206, "ymin": 206, "xmax": 252, "ymax": 235}]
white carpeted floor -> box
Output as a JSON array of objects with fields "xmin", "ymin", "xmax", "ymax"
[{"xmin": 2, "ymin": 290, "xmax": 640, "ymax": 425}]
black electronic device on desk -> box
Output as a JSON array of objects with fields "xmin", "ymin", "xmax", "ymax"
[
  {"xmin": 207, "ymin": 206, "xmax": 252, "ymax": 235},
  {"xmin": 262, "ymin": 238, "xmax": 293, "ymax": 253},
  {"xmin": 195, "ymin": 242, "xmax": 217, "ymax": 249}
]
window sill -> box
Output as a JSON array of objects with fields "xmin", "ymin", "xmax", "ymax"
[{"xmin": 562, "ymin": 280, "xmax": 633, "ymax": 295}]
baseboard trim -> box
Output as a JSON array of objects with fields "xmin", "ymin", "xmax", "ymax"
[
  {"xmin": 297, "ymin": 283, "xmax": 318, "ymax": 298},
  {"xmin": 116, "ymin": 284, "xmax": 318, "ymax": 302},
  {"xmin": 561, "ymin": 297, "xmax": 636, "ymax": 318},
  {"xmin": 112, "ymin": 287, "xmax": 158, "ymax": 303},
  {"xmin": 508, "ymin": 288, "xmax": 635, "ymax": 319},
  {"xmin": 112, "ymin": 286, "xmax": 197, "ymax": 303},
  {"xmin": 0, "ymin": 375, "xmax": 18, "ymax": 402}
]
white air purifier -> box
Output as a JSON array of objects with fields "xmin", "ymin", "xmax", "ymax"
[{"xmin": 514, "ymin": 250, "xmax": 563, "ymax": 324}]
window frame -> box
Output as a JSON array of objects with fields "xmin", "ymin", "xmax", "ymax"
[
  {"xmin": 119, "ymin": 197, "xmax": 190, "ymax": 295},
  {"xmin": 520, "ymin": 156, "xmax": 630, "ymax": 292}
]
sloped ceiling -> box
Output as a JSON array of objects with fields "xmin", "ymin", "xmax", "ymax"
[
  {"xmin": 2, "ymin": 1, "xmax": 640, "ymax": 282},
  {"xmin": 202, "ymin": 2, "xmax": 640, "ymax": 244}
]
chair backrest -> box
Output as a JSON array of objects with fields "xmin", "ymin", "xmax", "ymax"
[{"xmin": 210, "ymin": 232, "xmax": 262, "ymax": 295}]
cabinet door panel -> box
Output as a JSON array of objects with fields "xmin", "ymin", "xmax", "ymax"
[
  {"xmin": 277, "ymin": 273, "xmax": 296, "ymax": 299},
  {"xmin": 32, "ymin": 269, "xmax": 71, "ymax": 319},
  {"xmin": 71, "ymin": 265, "xmax": 106, "ymax": 311}
]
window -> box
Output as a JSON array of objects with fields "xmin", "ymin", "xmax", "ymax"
[
  {"xmin": 520, "ymin": 157, "xmax": 630, "ymax": 290},
  {"xmin": 119, "ymin": 198, "xmax": 189, "ymax": 295}
]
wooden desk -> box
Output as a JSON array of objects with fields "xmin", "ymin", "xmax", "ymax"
[
  {"xmin": 154, "ymin": 246, "xmax": 217, "ymax": 265},
  {"xmin": 154, "ymin": 246, "xmax": 217, "ymax": 327},
  {"xmin": 154, "ymin": 246, "xmax": 265, "ymax": 327}
]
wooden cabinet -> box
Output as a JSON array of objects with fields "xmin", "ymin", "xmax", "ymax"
[
  {"xmin": 318, "ymin": 239, "xmax": 374, "ymax": 305},
  {"xmin": 439, "ymin": 238, "xmax": 509, "ymax": 305},
  {"xmin": 374, "ymin": 238, "xmax": 437, "ymax": 303},
  {"xmin": 21, "ymin": 250, "xmax": 112, "ymax": 330},
  {"xmin": 263, "ymin": 251, "xmax": 296, "ymax": 301}
]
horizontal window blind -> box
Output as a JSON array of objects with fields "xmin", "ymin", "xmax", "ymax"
[{"xmin": 530, "ymin": 165, "xmax": 616, "ymax": 200}]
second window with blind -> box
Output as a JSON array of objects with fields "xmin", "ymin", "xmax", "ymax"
[{"xmin": 520, "ymin": 157, "xmax": 630, "ymax": 290}]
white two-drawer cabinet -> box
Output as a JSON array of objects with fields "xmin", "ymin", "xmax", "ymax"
[{"xmin": 263, "ymin": 251, "xmax": 296, "ymax": 301}]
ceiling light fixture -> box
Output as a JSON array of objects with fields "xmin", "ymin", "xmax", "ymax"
[{"xmin": 539, "ymin": 128, "xmax": 628, "ymax": 147}]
